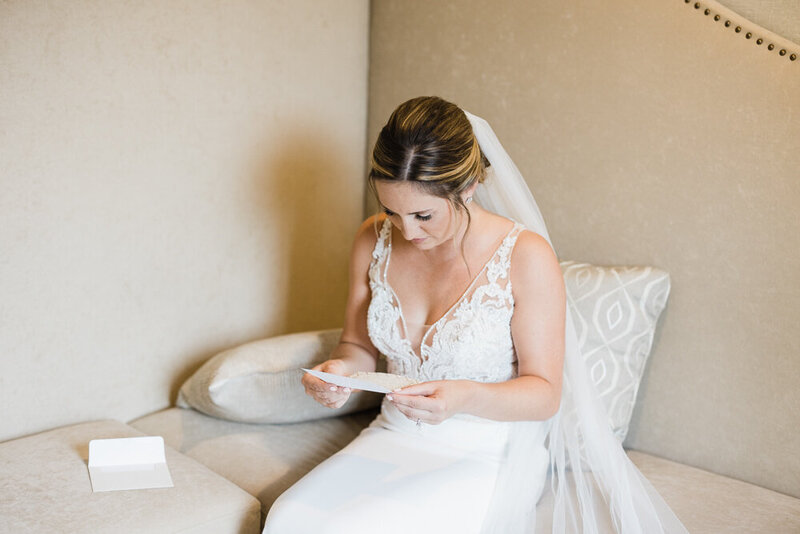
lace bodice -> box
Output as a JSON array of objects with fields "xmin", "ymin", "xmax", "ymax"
[{"xmin": 367, "ymin": 218, "xmax": 524, "ymax": 383}]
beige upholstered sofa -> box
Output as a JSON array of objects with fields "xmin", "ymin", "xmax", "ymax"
[{"xmin": 5, "ymin": 261, "xmax": 798, "ymax": 533}]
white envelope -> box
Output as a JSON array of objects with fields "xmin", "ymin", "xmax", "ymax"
[{"xmin": 88, "ymin": 436, "xmax": 174, "ymax": 492}]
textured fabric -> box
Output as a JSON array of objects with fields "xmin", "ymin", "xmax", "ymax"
[
  {"xmin": 627, "ymin": 451, "xmax": 800, "ymax": 533},
  {"xmin": 535, "ymin": 450, "xmax": 800, "ymax": 533},
  {"xmin": 562, "ymin": 261, "xmax": 670, "ymax": 442},
  {"xmin": 367, "ymin": 217, "xmax": 523, "ymax": 383},
  {"xmin": 0, "ymin": 419, "xmax": 260, "ymax": 534},
  {"xmin": 129, "ymin": 407, "xmax": 379, "ymax": 525},
  {"xmin": 0, "ymin": 0, "xmax": 369, "ymax": 446},
  {"xmin": 176, "ymin": 329, "xmax": 382, "ymax": 424}
]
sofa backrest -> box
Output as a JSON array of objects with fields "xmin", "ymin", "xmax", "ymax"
[
  {"xmin": 368, "ymin": 0, "xmax": 800, "ymax": 497},
  {"xmin": 0, "ymin": 1, "xmax": 369, "ymax": 443}
]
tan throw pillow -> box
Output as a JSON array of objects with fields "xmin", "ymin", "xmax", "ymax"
[
  {"xmin": 560, "ymin": 261, "xmax": 671, "ymax": 442},
  {"xmin": 177, "ymin": 329, "xmax": 382, "ymax": 424}
]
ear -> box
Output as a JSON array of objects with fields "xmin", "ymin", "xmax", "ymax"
[{"xmin": 462, "ymin": 180, "xmax": 479, "ymax": 202}]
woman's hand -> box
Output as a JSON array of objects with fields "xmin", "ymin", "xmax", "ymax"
[
  {"xmin": 302, "ymin": 359, "xmax": 353, "ymax": 409},
  {"xmin": 387, "ymin": 380, "xmax": 474, "ymax": 425}
]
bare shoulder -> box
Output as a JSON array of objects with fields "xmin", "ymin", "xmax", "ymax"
[
  {"xmin": 509, "ymin": 229, "xmax": 563, "ymax": 288},
  {"xmin": 350, "ymin": 214, "xmax": 387, "ymax": 265},
  {"xmin": 353, "ymin": 214, "xmax": 386, "ymax": 248}
]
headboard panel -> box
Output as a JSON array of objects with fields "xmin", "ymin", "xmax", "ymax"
[{"xmin": 369, "ymin": 0, "xmax": 800, "ymax": 497}]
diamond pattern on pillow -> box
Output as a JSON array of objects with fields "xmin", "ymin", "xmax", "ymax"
[{"xmin": 561, "ymin": 261, "xmax": 671, "ymax": 442}]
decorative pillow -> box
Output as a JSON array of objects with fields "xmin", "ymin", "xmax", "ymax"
[
  {"xmin": 560, "ymin": 261, "xmax": 671, "ymax": 442},
  {"xmin": 177, "ymin": 328, "xmax": 383, "ymax": 424}
]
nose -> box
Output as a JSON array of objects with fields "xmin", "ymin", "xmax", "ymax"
[{"xmin": 396, "ymin": 218, "xmax": 423, "ymax": 241}]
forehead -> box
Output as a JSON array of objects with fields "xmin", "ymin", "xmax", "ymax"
[{"xmin": 373, "ymin": 180, "xmax": 446, "ymax": 211}]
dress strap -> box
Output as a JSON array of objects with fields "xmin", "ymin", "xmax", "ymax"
[{"xmin": 368, "ymin": 218, "xmax": 393, "ymax": 286}]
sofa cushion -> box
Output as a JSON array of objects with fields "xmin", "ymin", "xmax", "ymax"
[
  {"xmin": 626, "ymin": 450, "xmax": 800, "ymax": 533},
  {"xmin": 130, "ymin": 408, "xmax": 800, "ymax": 532},
  {"xmin": 176, "ymin": 328, "xmax": 383, "ymax": 424},
  {"xmin": 561, "ymin": 261, "xmax": 671, "ymax": 442},
  {"xmin": 0, "ymin": 419, "xmax": 260, "ymax": 534}
]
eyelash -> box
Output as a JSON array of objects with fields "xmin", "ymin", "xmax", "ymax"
[{"xmin": 382, "ymin": 209, "xmax": 432, "ymax": 221}]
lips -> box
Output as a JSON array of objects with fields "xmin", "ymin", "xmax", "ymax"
[{"xmin": 411, "ymin": 238, "xmax": 426, "ymax": 245}]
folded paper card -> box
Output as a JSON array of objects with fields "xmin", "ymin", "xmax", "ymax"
[
  {"xmin": 88, "ymin": 436, "xmax": 174, "ymax": 492},
  {"xmin": 301, "ymin": 368, "xmax": 392, "ymax": 394}
]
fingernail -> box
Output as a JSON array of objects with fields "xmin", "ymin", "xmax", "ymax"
[
  {"xmin": 386, "ymin": 395, "xmax": 393, "ymax": 401},
  {"xmin": 329, "ymin": 386, "xmax": 337, "ymax": 391}
]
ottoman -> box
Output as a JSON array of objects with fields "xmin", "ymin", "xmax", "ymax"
[{"xmin": 0, "ymin": 419, "xmax": 261, "ymax": 533}]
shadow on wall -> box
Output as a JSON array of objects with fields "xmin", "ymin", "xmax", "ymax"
[
  {"xmin": 257, "ymin": 125, "xmax": 356, "ymax": 333},
  {"xmin": 168, "ymin": 122, "xmax": 357, "ymax": 404}
]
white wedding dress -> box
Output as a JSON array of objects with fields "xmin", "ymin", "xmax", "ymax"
[{"xmin": 262, "ymin": 217, "xmax": 551, "ymax": 534}]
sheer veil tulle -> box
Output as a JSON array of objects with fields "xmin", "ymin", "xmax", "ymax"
[{"xmin": 464, "ymin": 110, "xmax": 687, "ymax": 534}]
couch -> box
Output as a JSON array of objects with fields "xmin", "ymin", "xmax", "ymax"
[{"xmin": 4, "ymin": 261, "xmax": 798, "ymax": 533}]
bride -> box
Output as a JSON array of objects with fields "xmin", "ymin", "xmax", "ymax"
[{"xmin": 262, "ymin": 96, "xmax": 687, "ymax": 533}]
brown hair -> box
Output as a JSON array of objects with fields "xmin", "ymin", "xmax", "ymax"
[{"xmin": 368, "ymin": 96, "xmax": 489, "ymax": 262}]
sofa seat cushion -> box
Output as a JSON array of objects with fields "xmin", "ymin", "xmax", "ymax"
[
  {"xmin": 627, "ymin": 451, "xmax": 800, "ymax": 533},
  {"xmin": 129, "ymin": 406, "xmax": 379, "ymax": 524},
  {"xmin": 130, "ymin": 408, "xmax": 800, "ymax": 532},
  {"xmin": 0, "ymin": 419, "xmax": 260, "ymax": 534}
]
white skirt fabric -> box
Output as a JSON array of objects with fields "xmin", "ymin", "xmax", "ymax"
[{"xmin": 263, "ymin": 399, "xmax": 549, "ymax": 534}]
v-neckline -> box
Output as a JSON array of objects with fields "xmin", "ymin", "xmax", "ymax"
[{"xmin": 383, "ymin": 219, "xmax": 518, "ymax": 361}]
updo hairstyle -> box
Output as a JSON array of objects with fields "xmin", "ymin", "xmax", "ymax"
[{"xmin": 369, "ymin": 96, "xmax": 489, "ymax": 235}]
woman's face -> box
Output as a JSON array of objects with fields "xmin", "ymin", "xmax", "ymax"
[{"xmin": 374, "ymin": 180, "xmax": 458, "ymax": 250}]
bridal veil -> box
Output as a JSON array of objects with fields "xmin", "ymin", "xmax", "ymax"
[{"xmin": 465, "ymin": 110, "xmax": 688, "ymax": 534}]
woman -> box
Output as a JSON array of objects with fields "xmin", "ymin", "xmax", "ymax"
[{"xmin": 263, "ymin": 96, "xmax": 686, "ymax": 533}]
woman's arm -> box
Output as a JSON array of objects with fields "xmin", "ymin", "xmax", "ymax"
[
  {"xmin": 302, "ymin": 215, "xmax": 383, "ymax": 408},
  {"xmin": 390, "ymin": 230, "xmax": 565, "ymax": 422}
]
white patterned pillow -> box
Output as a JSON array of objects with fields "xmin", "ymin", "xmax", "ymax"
[{"xmin": 560, "ymin": 261, "xmax": 671, "ymax": 442}]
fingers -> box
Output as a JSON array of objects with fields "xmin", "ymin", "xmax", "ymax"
[
  {"xmin": 390, "ymin": 400, "xmax": 438, "ymax": 424},
  {"xmin": 301, "ymin": 361, "xmax": 352, "ymax": 408},
  {"xmin": 391, "ymin": 382, "xmax": 439, "ymax": 396},
  {"xmin": 304, "ymin": 379, "xmax": 351, "ymax": 408},
  {"xmin": 387, "ymin": 392, "xmax": 444, "ymax": 424}
]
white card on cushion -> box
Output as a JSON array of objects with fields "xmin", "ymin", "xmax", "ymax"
[{"xmin": 88, "ymin": 436, "xmax": 173, "ymax": 492}]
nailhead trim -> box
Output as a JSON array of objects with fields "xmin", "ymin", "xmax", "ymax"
[{"xmin": 685, "ymin": 1, "xmax": 797, "ymax": 62}]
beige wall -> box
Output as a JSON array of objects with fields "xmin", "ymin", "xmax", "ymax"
[
  {"xmin": 0, "ymin": 0, "xmax": 369, "ymax": 442},
  {"xmin": 369, "ymin": 0, "xmax": 800, "ymax": 496}
]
